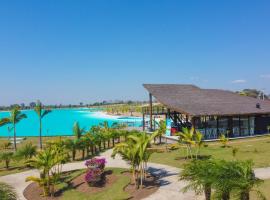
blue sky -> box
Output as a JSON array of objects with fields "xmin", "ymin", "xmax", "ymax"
[{"xmin": 0, "ymin": 0, "xmax": 270, "ymax": 105}]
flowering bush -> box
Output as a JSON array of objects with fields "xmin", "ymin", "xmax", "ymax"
[
  {"xmin": 84, "ymin": 158, "xmax": 106, "ymax": 186},
  {"xmin": 85, "ymin": 158, "xmax": 106, "ymax": 170}
]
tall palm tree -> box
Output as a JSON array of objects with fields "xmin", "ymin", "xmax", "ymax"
[
  {"xmin": 34, "ymin": 101, "xmax": 51, "ymax": 149},
  {"xmin": 0, "ymin": 107, "xmax": 27, "ymax": 151}
]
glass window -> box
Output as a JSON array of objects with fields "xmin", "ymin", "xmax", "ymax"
[
  {"xmin": 240, "ymin": 117, "xmax": 249, "ymax": 136},
  {"xmin": 233, "ymin": 117, "xmax": 240, "ymax": 137}
]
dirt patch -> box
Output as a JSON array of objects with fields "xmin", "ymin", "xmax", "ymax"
[
  {"xmin": 123, "ymin": 172, "xmax": 159, "ymax": 200},
  {"xmin": 24, "ymin": 170, "xmax": 159, "ymax": 200}
]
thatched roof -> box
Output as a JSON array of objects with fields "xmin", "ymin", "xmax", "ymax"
[{"xmin": 143, "ymin": 84, "xmax": 270, "ymax": 116}]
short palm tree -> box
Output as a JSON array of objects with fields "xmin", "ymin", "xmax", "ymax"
[
  {"xmin": 0, "ymin": 151, "xmax": 14, "ymax": 169},
  {"xmin": 34, "ymin": 101, "xmax": 51, "ymax": 149},
  {"xmin": 112, "ymin": 131, "xmax": 158, "ymax": 189},
  {"xmin": 178, "ymin": 127, "xmax": 196, "ymax": 159},
  {"xmin": 156, "ymin": 120, "xmax": 166, "ymax": 144},
  {"xmin": 194, "ymin": 130, "xmax": 204, "ymax": 159},
  {"xmin": 180, "ymin": 159, "xmax": 218, "ymax": 200},
  {"xmin": 26, "ymin": 146, "xmax": 67, "ymax": 197},
  {"xmin": 0, "ymin": 107, "xmax": 27, "ymax": 151},
  {"xmin": 73, "ymin": 121, "xmax": 85, "ymax": 139},
  {"xmin": 233, "ymin": 160, "xmax": 265, "ymax": 200},
  {"xmin": 15, "ymin": 143, "xmax": 37, "ymax": 162},
  {"xmin": 0, "ymin": 182, "xmax": 17, "ymax": 200}
]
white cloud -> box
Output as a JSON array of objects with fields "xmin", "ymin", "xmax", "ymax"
[
  {"xmin": 260, "ymin": 74, "xmax": 270, "ymax": 79},
  {"xmin": 231, "ymin": 79, "xmax": 247, "ymax": 84}
]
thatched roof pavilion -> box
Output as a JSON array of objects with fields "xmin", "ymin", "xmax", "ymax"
[
  {"xmin": 142, "ymin": 84, "xmax": 270, "ymax": 139},
  {"xmin": 143, "ymin": 84, "xmax": 270, "ymax": 117}
]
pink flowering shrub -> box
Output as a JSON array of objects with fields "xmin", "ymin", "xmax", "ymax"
[
  {"xmin": 85, "ymin": 158, "xmax": 106, "ymax": 170},
  {"xmin": 84, "ymin": 158, "xmax": 106, "ymax": 186}
]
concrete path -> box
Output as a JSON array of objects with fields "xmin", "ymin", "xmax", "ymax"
[
  {"xmin": 4, "ymin": 148, "xmax": 270, "ymax": 200},
  {"xmin": 2, "ymin": 148, "xmax": 270, "ymax": 200},
  {"xmin": 0, "ymin": 149, "xmax": 200, "ymax": 200}
]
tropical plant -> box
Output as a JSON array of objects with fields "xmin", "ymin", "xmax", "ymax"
[
  {"xmin": 15, "ymin": 143, "xmax": 37, "ymax": 162},
  {"xmin": 0, "ymin": 152, "xmax": 14, "ymax": 169},
  {"xmin": 156, "ymin": 120, "xmax": 166, "ymax": 144},
  {"xmin": 112, "ymin": 131, "xmax": 158, "ymax": 189},
  {"xmin": 180, "ymin": 159, "xmax": 218, "ymax": 200},
  {"xmin": 194, "ymin": 130, "xmax": 204, "ymax": 159},
  {"xmin": 0, "ymin": 182, "xmax": 17, "ymax": 200},
  {"xmin": 0, "ymin": 107, "xmax": 27, "ymax": 151},
  {"xmin": 26, "ymin": 145, "xmax": 69, "ymax": 197},
  {"xmin": 0, "ymin": 140, "xmax": 12, "ymax": 150},
  {"xmin": 73, "ymin": 121, "xmax": 85, "ymax": 139},
  {"xmin": 233, "ymin": 160, "xmax": 265, "ymax": 200},
  {"xmin": 64, "ymin": 138, "xmax": 79, "ymax": 161},
  {"xmin": 219, "ymin": 134, "xmax": 229, "ymax": 148},
  {"xmin": 34, "ymin": 101, "xmax": 51, "ymax": 149},
  {"xmin": 178, "ymin": 127, "xmax": 196, "ymax": 159}
]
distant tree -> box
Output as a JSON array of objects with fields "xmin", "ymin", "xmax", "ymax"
[
  {"xmin": 237, "ymin": 89, "xmax": 268, "ymax": 99},
  {"xmin": 29, "ymin": 102, "xmax": 36, "ymax": 108}
]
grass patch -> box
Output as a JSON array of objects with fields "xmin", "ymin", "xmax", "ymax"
[{"xmin": 149, "ymin": 136, "xmax": 270, "ymax": 168}]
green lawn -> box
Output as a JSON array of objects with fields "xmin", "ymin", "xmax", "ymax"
[
  {"xmin": 0, "ymin": 137, "xmax": 69, "ymax": 176},
  {"xmin": 57, "ymin": 168, "xmax": 130, "ymax": 200},
  {"xmin": 150, "ymin": 136, "xmax": 270, "ymax": 168}
]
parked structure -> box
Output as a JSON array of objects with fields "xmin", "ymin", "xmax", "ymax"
[{"xmin": 143, "ymin": 84, "xmax": 270, "ymax": 139}]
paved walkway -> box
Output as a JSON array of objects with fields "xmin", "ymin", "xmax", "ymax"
[
  {"xmin": 2, "ymin": 149, "xmax": 270, "ymax": 200},
  {"xmin": 0, "ymin": 149, "xmax": 201, "ymax": 200}
]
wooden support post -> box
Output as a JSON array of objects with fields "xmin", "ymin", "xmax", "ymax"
[{"xmin": 149, "ymin": 93, "xmax": 153, "ymax": 131}]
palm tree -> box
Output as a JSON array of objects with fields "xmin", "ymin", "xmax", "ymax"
[
  {"xmin": 15, "ymin": 143, "xmax": 37, "ymax": 162},
  {"xmin": 112, "ymin": 131, "xmax": 158, "ymax": 189},
  {"xmin": 180, "ymin": 159, "xmax": 218, "ymax": 200},
  {"xmin": 178, "ymin": 127, "xmax": 196, "ymax": 159},
  {"xmin": 0, "ymin": 182, "xmax": 17, "ymax": 200},
  {"xmin": 0, "ymin": 152, "xmax": 14, "ymax": 169},
  {"xmin": 233, "ymin": 160, "xmax": 265, "ymax": 200},
  {"xmin": 0, "ymin": 107, "xmax": 27, "ymax": 151},
  {"xmin": 34, "ymin": 101, "xmax": 51, "ymax": 149},
  {"xmin": 26, "ymin": 145, "xmax": 67, "ymax": 197},
  {"xmin": 73, "ymin": 121, "xmax": 85, "ymax": 139},
  {"xmin": 194, "ymin": 130, "xmax": 204, "ymax": 159},
  {"xmin": 64, "ymin": 138, "xmax": 79, "ymax": 161},
  {"xmin": 156, "ymin": 120, "xmax": 166, "ymax": 144}
]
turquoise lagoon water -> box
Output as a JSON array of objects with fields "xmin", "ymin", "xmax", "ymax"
[{"xmin": 0, "ymin": 108, "xmax": 142, "ymax": 137}]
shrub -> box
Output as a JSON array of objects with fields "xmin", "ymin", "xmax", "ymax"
[
  {"xmin": 0, "ymin": 152, "xmax": 14, "ymax": 169},
  {"xmin": 85, "ymin": 158, "xmax": 106, "ymax": 186},
  {"xmin": 0, "ymin": 182, "xmax": 17, "ymax": 200},
  {"xmin": 219, "ymin": 134, "xmax": 229, "ymax": 147}
]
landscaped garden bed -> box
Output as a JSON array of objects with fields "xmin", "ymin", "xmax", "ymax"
[{"xmin": 23, "ymin": 168, "xmax": 159, "ymax": 200}]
